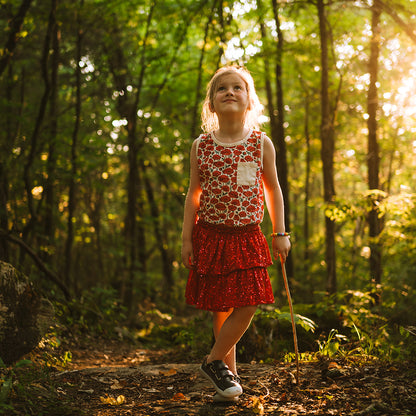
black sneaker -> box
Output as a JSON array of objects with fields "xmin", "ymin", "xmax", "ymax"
[{"xmin": 200, "ymin": 358, "xmax": 243, "ymax": 398}]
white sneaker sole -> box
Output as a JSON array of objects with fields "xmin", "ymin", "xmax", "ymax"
[{"xmin": 213, "ymin": 393, "xmax": 240, "ymax": 403}]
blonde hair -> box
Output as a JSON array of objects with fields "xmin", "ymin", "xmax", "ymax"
[{"xmin": 201, "ymin": 65, "xmax": 263, "ymax": 133}]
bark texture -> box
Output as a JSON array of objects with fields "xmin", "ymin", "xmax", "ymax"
[{"xmin": 0, "ymin": 261, "xmax": 54, "ymax": 365}]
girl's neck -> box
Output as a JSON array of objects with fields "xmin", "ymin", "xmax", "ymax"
[{"xmin": 215, "ymin": 122, "xmax": 249, "ymax": 143}]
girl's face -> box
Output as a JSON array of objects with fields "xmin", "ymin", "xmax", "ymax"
[{"xmin": 210, "ymin": 72, "xmax": 250, "ymax": 117}]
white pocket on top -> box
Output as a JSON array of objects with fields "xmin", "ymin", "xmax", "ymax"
[{"xmin": 237, "ymin": 162, "xmax": 257, "ymax": 186}]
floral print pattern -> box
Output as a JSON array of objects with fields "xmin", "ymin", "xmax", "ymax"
[{"xmin": 197, "ymin": 130, "xmax": 264, "ymax": 226}]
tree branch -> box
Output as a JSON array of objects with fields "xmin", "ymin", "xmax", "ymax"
[{"xmin": 0, "ymin": 230, "xmax": 71, "ymax": 300}]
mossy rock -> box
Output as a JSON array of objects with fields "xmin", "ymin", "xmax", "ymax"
[{"xmin": 0, "ymin": 261, "xmax": 54, "ymax": 365}]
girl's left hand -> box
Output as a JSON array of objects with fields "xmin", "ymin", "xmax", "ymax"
[{"xmin": 272, "ymin": 237, "xmax": 291, "ymax": 262}]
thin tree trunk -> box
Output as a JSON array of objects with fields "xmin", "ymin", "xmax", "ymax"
[
  {"xmin": 270, "ymin": 0, "xmax": 292, "ymax": 278},
  {"xmin": 190, "ymin": 0, "xmax": 216, "ymax": 139},
  {"xmin": 22, "ymin": 0, "xmax": 56, "ymax": 236},
  {"xmin": 317, "ymin": 0, "xmax": 337, "ymax": 294},
  {"xmin": 367, "ymin": 0, "xmax": 383, "ymax": 289},
  {"xmin": 216, "ymin": 0, "xmax": 226, "ymax": 68},
  {"xmin": 0, "ymin": 0, "xmax": 33, "ymax": 78},
  {"xmin": 303, "ymin": 90, "xmax": 311, "ymax": 267},
  {"xmin": 121, "ymin": 3, "xmax": 156, "ymax": 313},
  {"xmin": 141, "ymin": 162, "xmax": 173, "ymax": 298},
  {"xmin": 0, "ymin": 66, "xmax": 14, "ymax": 261},
  {"xmin": 44, "ymin": 5, "xmax": 60, "ymax": 252},
  {"xmin": 257, "ymin": 0, "xmax": 291, "ymax": 298},
  {"xmin": 65, "ymin": 1, "xmax": 82, "ymax": 289}
]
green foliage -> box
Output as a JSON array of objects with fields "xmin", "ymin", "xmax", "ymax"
[
  {"xmin": 0, "ymin": 356, "xmax": 77, "ymax": 415},
  {"xmin": 56, "ymin": 287, "xmax": 127, "ymax": 338},
  {"xmin": 137, "ymin": 311, "xmax": 213, "ymax": 360},
  {"xmin": 317, "ymin": 329, "xmax": 348, "ymax": 358},
  {"xmin": 36, "ymin": 333, "xmax": 73, "ymax": 370},
  {"xmin": 309, "ymin": 288, "xmax": 416, "ymax": 362}
]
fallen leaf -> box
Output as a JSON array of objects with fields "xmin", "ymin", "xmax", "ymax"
[
  {"xmin": 249, "ymin": 396, "xmax": 264, "ymax": 415},
  {"xmin": 99, "ymin": 394, "xmax": 126, "ymax": 406},
  {"xmin": 172, "ymin": 392, "xmax": 189, "ymax": 401},
  {"xmin": 160, "ymin": 368, "xmax": 177, "ymax": 377},
  {"xmin": 110, "ymin": 379, "xmax": 123, "ymax": 389},
  {"xmin": 251, "ymin": 397, "xmax": 264, "ymax": 415},
  {"xmin": 328, "ymin": 362, "xmax": 341, "ymax": 369}
]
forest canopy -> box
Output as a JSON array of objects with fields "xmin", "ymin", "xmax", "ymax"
[{"xmin": 1, "ymin": 0, "xmax": 415, "ymax": 355}]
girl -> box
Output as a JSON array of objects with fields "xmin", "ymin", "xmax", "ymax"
[{"xmin": 181, "ymin": 65, "xmax": 291, "ymax": 400}]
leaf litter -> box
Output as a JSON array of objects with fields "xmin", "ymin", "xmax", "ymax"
[{"xmin": 12, "ymin": 339, "xmax": 416, "ymax": 415}]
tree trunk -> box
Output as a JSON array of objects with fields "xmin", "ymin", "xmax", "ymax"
[
  {"xmin": 44, "ymin": 5, "xmax": 60, "ymax": 254},
  {"xmin": 257, "ymin": 0, "xmax": 292, "ymax": 299},
  {"xmin": 317, "ymin": 0, "xmax": 337, "ymax": 294},
  {"xmin": 0, "ymin": 0, "xmax": 33, "ymax": 78},
  {"xmin": 302, "ymin": 87, "xmax": 311, "ymax": 267},
  {"xmin": 367, "ymin": 0, "xmax": 383, "ymax": 288},
  {"xmin": 22, "ymin": 0, "xmax": 56, "ymax": 240},
  {"xmin": 64, "ymin": 1, "xmax": 82, "ymax": 289},
  {"xmin": 142, "ymin": 162, "xmax": 174, "ymax": 299},
  {"xmin": 190, "ymin": 0, "xmax": 216, "ymax": 140},
  {"xmin": 270, "ymin": 0, "xmax": 292, "ymax": 278},
  {"xmin": 0, "ymin": 67, "xmax": 14, "ymax": 261}
]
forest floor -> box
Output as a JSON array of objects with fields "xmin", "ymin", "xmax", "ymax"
[{"xmin": 13, "ymin": 337, "xmax": 416, "ymax": 416}]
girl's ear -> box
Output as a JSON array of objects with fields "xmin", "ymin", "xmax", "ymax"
[{"xmin": 247, "ymin": 96, "xmax": 252, "ymax": 111}]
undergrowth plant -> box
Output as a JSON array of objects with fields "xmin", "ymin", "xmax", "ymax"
[{"xmin": 0, "ymin": 355, "xmax": 76, "ymax": 416}]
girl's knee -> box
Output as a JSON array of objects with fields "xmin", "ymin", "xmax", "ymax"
[{"xmin": 234, "ymin": 305, "xmax": 257, "ymax": 317}]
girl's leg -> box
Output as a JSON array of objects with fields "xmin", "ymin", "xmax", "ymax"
[
  {"xmin": 208, "ymin": 305, "xmax": 257, "ymax": 368},
  {"xmin": 213, "ymin": 309, "xmax": 236, "ymax": 374}
]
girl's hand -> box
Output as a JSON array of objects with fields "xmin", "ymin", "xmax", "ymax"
[
  {"xmin": 181, "ymin": 240, "xmax": 194, "ymax": 269},
  {"xmin": 272, "ymin": 236, "xmax": 291, "ymax": 263}
]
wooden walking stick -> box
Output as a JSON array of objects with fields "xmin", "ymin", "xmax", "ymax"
[{"xmin": 280, "ymin": 255, "xmax": 300, "ymax": 384}]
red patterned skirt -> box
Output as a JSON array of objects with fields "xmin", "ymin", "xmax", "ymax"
[{"xmin": 185, "ymin": 220, "xmax": 274, "ymax": 312}]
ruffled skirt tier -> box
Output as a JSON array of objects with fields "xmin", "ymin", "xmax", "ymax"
[{"xmin": 185, "ymin": 220, "xmax": 274, "ymax": 312}]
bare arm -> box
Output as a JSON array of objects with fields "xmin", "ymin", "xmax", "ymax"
[
  {"xmin": 262, "ymin": 135, "xmax": 291, "ymax": 262},
  {"xmin": 181, "ymin": 140, "xmax": 202, "ymax": 269}
]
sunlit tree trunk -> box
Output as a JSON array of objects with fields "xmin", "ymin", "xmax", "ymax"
[
  {"xmin": 367, "ymin": 0, "xmax": 383, "ymax": 288},
  {"xmin": 270, "ymin": 0, "xmax": 292, "ymax": 277},
  {"xmin": 317, "ymin": 0, "xmax": 337, "ymax": 294},
  {"xmin": 257, "ymin": 0, "xmax": 292, "ymax": 291},
  {"xmin": 302, "ymin": 90, "xmax": 311, "ymax": 267}
]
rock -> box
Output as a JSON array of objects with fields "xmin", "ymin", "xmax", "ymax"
[{"xmin": 0, "ymin": 261, "xmax": 54, "ymax": 365}]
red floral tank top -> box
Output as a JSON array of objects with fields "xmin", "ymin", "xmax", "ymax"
[{"xmin": 196, "ymin": 130, "xmax": 265, "ymax": 226}]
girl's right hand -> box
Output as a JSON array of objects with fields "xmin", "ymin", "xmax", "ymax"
[{"xmin": 181, "ymin": 241, "xmax": 194, "ymax": 269}]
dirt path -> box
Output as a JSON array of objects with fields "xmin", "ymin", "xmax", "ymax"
[{"xmin": 47, "ymin": 341, "xmax": 416, "ymax": 415}]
